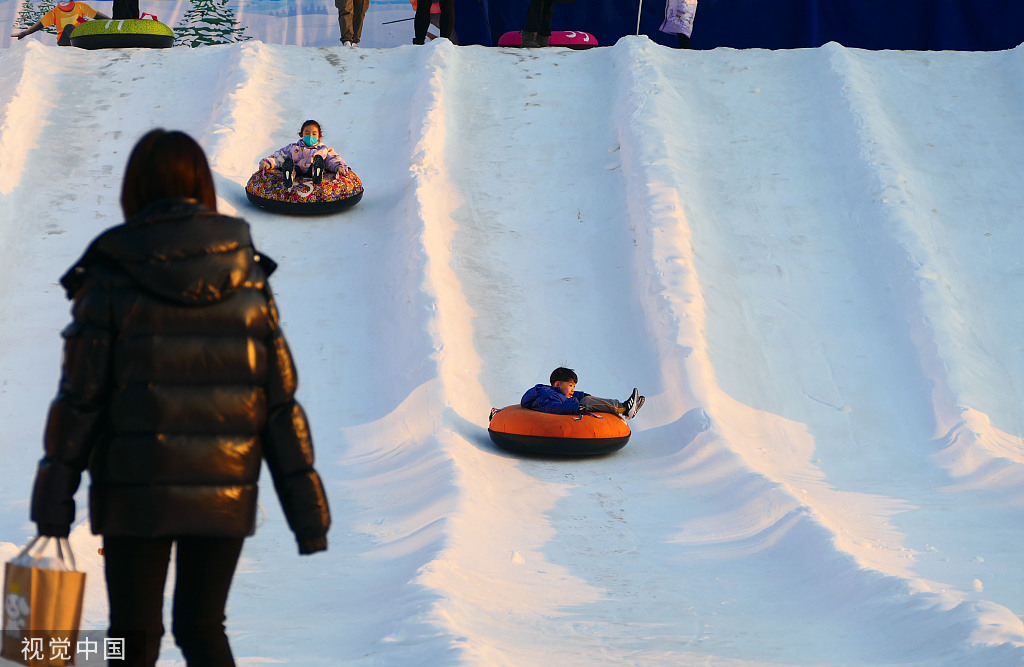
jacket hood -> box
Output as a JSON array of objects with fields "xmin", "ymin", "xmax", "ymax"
[{"xmin": 61, "ymin": 198, "xmax": 275, "ymax": 304}]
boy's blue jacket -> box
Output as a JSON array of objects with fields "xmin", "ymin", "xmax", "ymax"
[{"xmin": 520, "ymin": 384, "xmax": 591, "ymax": 415}]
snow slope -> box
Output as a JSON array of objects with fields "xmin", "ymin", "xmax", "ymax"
[{"xmin": 1, "ymin": 37, "xmax": 1024, "ymax": 666}]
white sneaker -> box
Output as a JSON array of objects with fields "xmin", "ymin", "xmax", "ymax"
[
  {"xmin": 342, "ymin": 40, "xmax": 352, "ymax": 46},
  {"xmin": 624, "ymin": 388, "xmax": 644, "ymax": 419}
]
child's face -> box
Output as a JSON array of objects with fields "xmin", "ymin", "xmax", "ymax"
[
  {"xmin": 553, "ymin": 380, "xmax": 576, "ymax": 397},
  {"xmin": 301, "ymin": 125, "xmax": 320, "ymax": 141}
]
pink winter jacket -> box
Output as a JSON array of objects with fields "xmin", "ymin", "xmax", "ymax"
[{"xmin": 260, "ymin": 141, "xmax": 349, "ymax": 174}]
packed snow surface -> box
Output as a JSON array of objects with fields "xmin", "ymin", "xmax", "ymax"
[{"xmin": 1, "ymin": 37, "xmax": 1024, "ymax": 666}]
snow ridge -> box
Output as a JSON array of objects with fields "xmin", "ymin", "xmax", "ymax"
[
  {"xmin": 0, "ymin": 42, "xmax": 51, "ymax": 196},
  {"xmin": 612, "ymin": 37, "xmax": 1024, "ymax": 663}
]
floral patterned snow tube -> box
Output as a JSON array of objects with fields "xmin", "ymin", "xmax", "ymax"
[{"xmin": 245, "ymin": 167, "xmax": 364, "ymax": 215}]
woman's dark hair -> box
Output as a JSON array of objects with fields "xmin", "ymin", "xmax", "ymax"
[
  {"xmin": 120, "ymin": 129, "xmax": 217, "ymax": 218},
  {"xmin": 298, "ymin": 119, "xmax": 323, "ymax": 137},
  {"xmin": 550, "ymin": 367, "xmax": 578, "ymax": 384}
]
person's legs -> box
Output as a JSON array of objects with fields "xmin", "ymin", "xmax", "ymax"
[
  {"xmin": 171, "ymin": 536, "xmax": 245, "ymax": 667},
  {"xmin": 111, "ymin": 0, "xmax": 139, "ymax": 20},
  {"xmin": 310, "ymin": 155, "xmax": 325, "ymax": 185},
  {"xmin": 522, "ymin": 0, "xmax": 553, "ymax": 46},
  {"xmin": 538, "ymin": 0, "xmax": 557, "ymax": 38},
  {"xmin": 58, "ymin": 25, "xmax": 75, "ymax": 46},
  {"xmin": 413, "ymin": 0, "xmax": 430, "ymax": 43},
  {"xmin": 351, "ymin": 0, "xmax": 368, "ymax": 43},
  {"xmin": 335, "ymin": 0, "xmax": 354, "ymax": 43},
  {"xmin": 281, "ymin": 156, "xmax": 295, "ymax": 188},
  {"xmin": 523, "ymin": 0, "xmax": 544, "ymax": 33},
  {"xmin": 580, "ymin": 389, "xmax": 644, "ymax": 418},
  {"xmin": 579, "ymin": 395, "xmax": 623, "ymax": 414},
  {"xmin": 436, "ymin": 0, "xmax": 454, "ymax": 40},
  {"xmin": 104, "ymin": 536, "xmax": 173, "ymax": 667}
]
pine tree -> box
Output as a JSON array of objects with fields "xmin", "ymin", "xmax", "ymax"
[
  {"xmin": 14, "ymin": 0, "xmax": 56, "ymax": 34},
  {"xmin": 173, "ymin": 0, "xmax": 251, "ymax": 47}
]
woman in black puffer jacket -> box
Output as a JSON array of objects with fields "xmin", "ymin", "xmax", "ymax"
[{"xmin": 30, "ymin": 129, "xmax": 330, "ymax": 667}]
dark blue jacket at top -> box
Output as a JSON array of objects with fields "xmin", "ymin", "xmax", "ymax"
[{"xmin": 520, "ymin": 384, "xmax": 591, "ymax": 415}]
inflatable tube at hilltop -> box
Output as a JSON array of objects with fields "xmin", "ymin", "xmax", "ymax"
[
  {"xmin": 70, "ymin": 17, "xmax": 174, "ymax": 49},
  {"xmin": 488, "ymin": 405, "xmax": 630, "ymax": 457},
  {"xmin": 245, "ymin": 167, "xmax": 364, "ymax": 216},
  {"xmin": 497, "ymin": 30, "xmax": 598, "ymax": 49}
]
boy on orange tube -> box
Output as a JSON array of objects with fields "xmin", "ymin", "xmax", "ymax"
[{"xmin": 521, "ymin": 367, "xmax": 644, "ymax": 419}]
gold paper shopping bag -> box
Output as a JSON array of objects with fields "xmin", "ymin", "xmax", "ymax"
[{"xmin": 2, "ymin": 538, "xmax": 86, "ymax": 667}]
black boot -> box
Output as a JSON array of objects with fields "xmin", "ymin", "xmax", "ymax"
[
  {"xmin": 311, "ymin": 155, "xmax": 325, "ymax": 185},
  {"xmin": 281, "ymin": 156, "xmax": 294, "ymax": 189}
]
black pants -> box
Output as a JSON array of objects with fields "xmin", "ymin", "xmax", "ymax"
[
  {"xmin": 111, "ymin": 0, "xmax": 138, "ymax": 19},
  {"xmin": 523, "ymin": 0, "xmax": 557, "ymax": 35},
  {"xmin": 104, "ymin": 535, "xmax": 245, "ymax": 667},
  {"xmin": 414, "ymin": 0, "xmax": 454, "ymax": 42}
]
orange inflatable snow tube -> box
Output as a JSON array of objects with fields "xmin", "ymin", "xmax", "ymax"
[{"xmin": 487, "ymin": 405, "xmax": 630, "ymax": 457}]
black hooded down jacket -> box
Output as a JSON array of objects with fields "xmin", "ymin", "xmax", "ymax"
[{"xmin": 30, "ymin": 198, "xmax": 330, "ymax": 554}]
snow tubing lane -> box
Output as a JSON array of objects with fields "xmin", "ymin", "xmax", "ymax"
[
  {"xmin": 488, "ymin": 405, "xmax": 630, "ymax": 457},
  {"xmin": 70, "ymin": 19, "xmax": 174, "ymax": 49},
  {"xmin": 245, "ymin": 168, "xmax": 364, "ymax": 216},
  {"xmin": 497, "ymin": 30, "xmax": 599, "ymax": 49}
]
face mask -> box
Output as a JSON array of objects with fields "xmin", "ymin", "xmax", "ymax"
[{"xmin": 302, "ymin": 136, "xmax": 318, "ymax": 147}]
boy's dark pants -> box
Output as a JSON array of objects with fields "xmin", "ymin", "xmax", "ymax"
[{"xmin": 104, "ymin": 535, "xmax": 245, "ymax": 667}]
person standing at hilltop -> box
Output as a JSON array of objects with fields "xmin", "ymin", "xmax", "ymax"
[
  {"xmin": 413, "ymin": 0, "xmax": 454, "ymax": 44},
  {"xmin": 336, "ymin": 0, "xmax": 369, "ymax": 46},
  {"xmin": 662, "ymin": 0, "xmax": 698, "ymax": 48}
]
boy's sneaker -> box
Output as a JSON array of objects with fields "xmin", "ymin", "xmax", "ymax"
[
  {"xmin": 281, "ymin": 156, "xmax": 294, "ymax": 189},
  {"xmin": 311, "ymin": 155, "xmax": 325, "ymax": 185},
  {"xmin": 623, "ymin": 388, "xmax": 644, "ymax": 419}
]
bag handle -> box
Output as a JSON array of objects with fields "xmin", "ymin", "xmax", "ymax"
[
  {"xmin": 17, "ymin": 536, "xmax": 78, "ymax": 571},
  {"xmin": 55, "ymin": 537, "xmax": 77, "ymax": 571}
]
